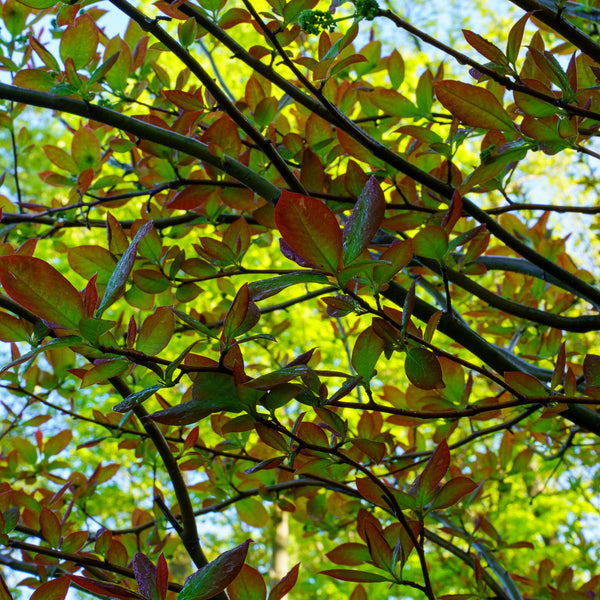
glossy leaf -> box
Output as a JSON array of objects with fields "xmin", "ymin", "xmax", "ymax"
[
  {"xmin": 96, "ymin": 221, "xmax": 153, "ymax": 317},
  {"xmin": 405, "ymin": 347, "xmax": 444, "ymax": 390},
  {"xmin": 342, "ymin": 176, "xmax": 386, "ymax": 266},
  {"xmin": 0, "ymin": 256, "xmax": 85, "ymax": 329},
  {"xmin": 275, "ymin": 191, "xmax": 342, "ymax": 272},
  {"xmin": 178, "ymin": 540, "xmax": 251, "ymax": 600},
  {"xmin": 434, "ymin": 80, "xmax": 515, "ymax": 131}
]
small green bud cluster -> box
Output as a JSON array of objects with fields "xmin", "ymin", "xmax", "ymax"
[
  {"xmin": 355, "ymin": 0, "xmax": 379, "ymax": 20},
  {"xmin": 298, "ymin": 10, "xmax": 337, "ymax": 35}
]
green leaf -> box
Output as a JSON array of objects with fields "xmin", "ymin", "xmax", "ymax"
[
  {"xmin": 151, "ymin": 372, "xmax": 242, "ymax": 425},
  {"xmin": 178, "ymin": 541, "xmax": 251, "ymax": 600},
  {"xmin": 413, "ymin": 226, "xmax": 449, "ymax": 262},
  {"xmin": 96, "ymin": 221, "xmax": 153, "ymax": 317},
  {"xmin": 404, "ymin": 347, "xmax": 444, "ymax": 390},
  {"xmin": 434, "ymin": 80, "xmax": 515, "ymax": 131},
  {"xmin": 248, "ymin": 272, "xmax": 330, "ymax": 301},
  {"xmin": 352, "ymin": 325, "xmax": 385, "ymax": 383},
  {"xmin": 0, "ymin": 336, "xmax": 82, "ymax": 376},
  {"xmin": 0, "ymin": 256, "xmax": 85, "ymax": 329},
  {"xmin": 113, "ymin": 384, "xmax": 165, "ymax": 413}
]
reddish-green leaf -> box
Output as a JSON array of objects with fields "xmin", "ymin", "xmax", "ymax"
[
  {"xmin": 504, "ymin": 371, "xmax": 548, "ymax": 396},
  {"xmin": 60, "ymin": 530, "xmax": 88, "ymax": 553},
  {"xmin": 133, "ymin": 552, "xmax": 162, "ymax": 600},
  {"xmin": 59, "ymin": 14, "xmax": 98, "ymax": 70},
  {"xmin": 326, "ymin": 543, "xmax": 371, "ymax": 566},
  {"xmin": 30, "ymin": 577, "xmax": 70, "ymax": 600},
  {"xmin": 319, "ymin": 570, "xmax": 390, "ymax": 583},
  {"xmin": 275, "ymin": 190, "xmax": 342, "ymax": 272},
  {"xmin": 551, "ymin": 342, "xmax": 566, "ymax": 390},
  {"xmin": 463, "ymin": 30, "xmax": 508, "ymax": 66},
  {"xmin": 179, "ymin": 540, "xmax": 251, "ymax": 600},
  {"xmin": 268, "ymin": 563, "xmax": 300, "ymax": 600},
  {"xmin": 416, "ymin": 438, "xmax": 450, "ymax": 500},
  {"xmin": 364, "ymin": 520, "xmax": 394, "ymax": 572},
  {"xmin": 405, "ymin": 347, "xmax": 444, "ymax": 390},
  {"xmin": 430, "ymin": 476, "xmax": 477, "ymax": 510},
  {"xmin": 223, "ymin": 283, "xmax": 260, "ymax": 340},
  {"xmin": 136, "ymin": 307, "xmax": 175, "ymax": 356},
  {"xmin": 342, "ymin": 176, "xmax": 386, "ymax": 266},
  {"xmin": 434, "ymin": 81, "xmax": 515, "ymax": 131},
  {"xmin": 0, "ymin": 311, "xmax": 31, "ymax": 342},
  {"xmin": 81, "ymin": 359, "xmax": 129, "ymax": 388},
  {"xmin": 0, "ymin": 570, "xmax": 14, "ymax": 600},
  {"xmin": 413, "ymin": 226, "xmax": 449, "ymax": 262},
  {"xmin": 40, "ymin": 507, "xmax": 61, "ymax": 547},
  {"xmin": 227, "ymin": 564, "xmax": 267, "ymax": 600},
  {"xmin": 68, "ymin": 576, "xmax": 146, "ymax": 599},
  {"xmin": 506, "ymin": 12, "xmax": 530, "ymax": 65},
  {"xmin": 583, "ymin": 355, "xmax": 600, "ymax": 387},
  {"xmin": 0, "ymin": 255, "xmax": 85, "ymax": 329}
]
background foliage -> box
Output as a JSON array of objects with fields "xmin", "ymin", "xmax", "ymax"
[{"xmin": 0, "ymin": 0, "xmax": 600, "ymax": 598}]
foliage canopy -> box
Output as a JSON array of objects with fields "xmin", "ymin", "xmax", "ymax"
[{"xmin": 0, "ymin": 0, "xmax": 600, "ymax": 598}]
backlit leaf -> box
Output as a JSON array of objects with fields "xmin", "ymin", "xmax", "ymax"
[
  {"xmin": 405, "ymin": 347, "xmax": 444, "ymax": 390},
  {"xmin": 275, "ymin": 191, "xmax": 342, "ymax": 272},
  {"xmin": 136, "ymin": 307, "xmax": 175, "ymax": 356},
  {"xmin": 59, "ymin": 14, "xmax": 99, "ymax": 70},
  {"xmin": 0, "ymin": 256, "xmax": 85, "ymax": 329},
  {"xmin": 434, "ymin": 80, "xmax": 515, "ymax": 131},
  {"xmin": 227, "ymin": 564, "xmax": 267, "ymax": 600},
  {"xmin": 30, "ymin": 577, "xmax": 70, "ymax": 600}
]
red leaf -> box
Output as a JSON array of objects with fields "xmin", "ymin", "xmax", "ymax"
[
  {"xmin": 268, "ymin": 563, "xmax": 300, "ymax": 600},
  {"xmin": 31, "ymin": 577, "xmax": 70, "ymax": 600},
  {"xmin": 0, "ymin": 255, "xmax": 85, "ymax": 329},
  {"xmin": 275, "ymin": 191, "xmax": 342, "ymax": 272},
  {"xmin": 416, "ymin": 438, "xmax": 450, "ymax": 500},
  {"xmin": 69, "ymin": 576, "xmax": 146, "ymax": 599},
  {"xmin": 364, "ymin": 520, "xmax": 394, "ymax": 572},
  {"xmin": 133, "ymin": 552, "xmax": 158, "ymax": 599},
  {"xmin": 434, "ymin": 80, "xmax": 515, "ymax": 131}
]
